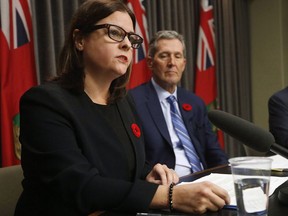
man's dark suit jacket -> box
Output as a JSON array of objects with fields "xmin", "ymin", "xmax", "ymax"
[
  {"xmin": 269, "ymin": 86, "xmax": 288, "ymax": 148},
  {"xmin": 15, "ymin": 82, "xmax": 158, "ymax": 216},
  {"xmin": 129, "ymin": 81, "xmax": 228, "ymax": 171}
]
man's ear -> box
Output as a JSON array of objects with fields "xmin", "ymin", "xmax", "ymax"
[
  {"xmin": 73, "ymin": 29, "xmax": 84, "ymax": 51},
  {"xmin": 147, "ymin": 56, "xmax": 153, "ymax": 69},
  {"xmin": 183, "ymin": 58, "xmax": 187, "ymax": 68}
]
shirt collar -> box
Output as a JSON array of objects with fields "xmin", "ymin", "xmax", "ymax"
[{"xmin": 151, "ymin": 78, "xmax": 178, "ymax": 103}]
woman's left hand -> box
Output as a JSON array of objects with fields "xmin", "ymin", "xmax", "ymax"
[{"xmin": 146, "ymin": 163, "xmax": 179, "ymax": 185}]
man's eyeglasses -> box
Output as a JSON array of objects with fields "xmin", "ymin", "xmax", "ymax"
[{"xmin": 91, "ymin": 24, "xmax": 143, "ymax": 49}]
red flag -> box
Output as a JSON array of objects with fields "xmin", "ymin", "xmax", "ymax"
[
  {"xmin": 194, "ymin": 0, "xmax": 224, "ymax": 149},
  {"xmin": 0, "ymin": 0, "xmax": 37, "ymax": 167},
  {"xmin": 126, "ymin": 0, "xmax": 151, "ymax": 89}
]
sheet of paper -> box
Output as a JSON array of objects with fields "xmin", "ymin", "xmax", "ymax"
[
  {"xmin": 179, "ymin": 173, "xmax": 288, "ymax": 206},
  {"xmin": 242, "ymin": 186, "xmax": 267, "ymax": 212},
  {"xmin": 270, "ymin": 154, "xmax": 288, "ymax": 169}
]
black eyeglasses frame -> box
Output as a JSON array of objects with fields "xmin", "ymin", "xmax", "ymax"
[{"xmin": 89, "ymin": 23, "xmax": 143, "ymax": 49}]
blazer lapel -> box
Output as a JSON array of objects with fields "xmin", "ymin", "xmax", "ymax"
[
  {"xmin": 116, "ymin": 97, "xmax": 145, "ymax": 177},
  {"xmin": 146, "ymin": 82, "xmax": 173, "ymax": 146},
  {"xmin": 177, "ymin": 91, "xmax": 205, "ymax": 163}
]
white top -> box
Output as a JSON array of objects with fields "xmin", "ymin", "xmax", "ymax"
[{"xmin": 151, "ymin": 78, "xmax": 191, "ymax": 177}]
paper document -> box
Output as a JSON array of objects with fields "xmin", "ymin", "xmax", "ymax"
[
  {"xmin": 270, "ymin": 154, "xmax": 288, "ymax": 169},
  {"xmin": 179, "ymin": 173, "xmax": 288, "ymax": 206}
]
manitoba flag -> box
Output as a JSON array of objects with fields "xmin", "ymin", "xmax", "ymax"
[
  {"xmin": 0, "ymin": 0, "xmax": 37, "ymax": 167},
  {"xmin": 126, "ymin": 0, "xmax": 151, "ymax": 89},
  {"xmin": 195, "ymin": 0, "xmax": 224, "ymax": 148}
]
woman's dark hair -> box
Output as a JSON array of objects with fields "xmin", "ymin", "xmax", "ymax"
[{"xmin": 53, "ymin": 0, "xmax": 136, "ymax": 104}]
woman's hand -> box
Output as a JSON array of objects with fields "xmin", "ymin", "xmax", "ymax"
[
  {"xmin": 146, "ymin": 163, "xmax": 179, "ymax": 185},
  {"xmin": 173, "ymin": 181, "xmax": 230, "ymax": 214}
]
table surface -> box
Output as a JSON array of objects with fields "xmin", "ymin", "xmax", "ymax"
[
  {"xmin": 102, "ymin": 164, "xmax": 288, "ymax": 216},
  {"xmin": 184, "ymin": 164, "xmax": 288, "ymax": 215}
]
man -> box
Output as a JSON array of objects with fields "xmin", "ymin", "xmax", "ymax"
[
  {"xmin": 268, "ymin": 86, "xmax": 288, "ymax": 148},
  {"xmin": 129, "ymin": 30, "xmax": 228, "ymax": 177}
]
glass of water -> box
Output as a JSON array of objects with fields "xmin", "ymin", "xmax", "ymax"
[{"xmin": 229, "ymin": 157, "xmax": 272, "ymax": 216}]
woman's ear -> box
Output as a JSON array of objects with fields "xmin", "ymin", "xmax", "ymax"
[{"xmin": 73, "ymin": 29, "xmax": 84, "ymax": 51}]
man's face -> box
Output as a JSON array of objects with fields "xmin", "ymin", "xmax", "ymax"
[{"xmin": 148, "ymin": 38, "xmax": 186, "ymax": 93}]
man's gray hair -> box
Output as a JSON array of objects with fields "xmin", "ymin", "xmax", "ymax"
[{"xmin": 148, "ymin": 30, "xmax": 186, "ymax": 58}]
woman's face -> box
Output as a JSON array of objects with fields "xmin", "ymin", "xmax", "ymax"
[{"xmin": 78, "ymin": 11, "xmax": 134, "ymax": 82}]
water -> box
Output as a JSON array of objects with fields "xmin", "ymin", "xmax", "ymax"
[{"xmin": 234, "ymin": 178, "xmax": 270, "ymax": 216}]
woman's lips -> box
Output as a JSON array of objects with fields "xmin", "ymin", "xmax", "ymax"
[{"xmin": 116, "ymin": 55, "xmax": 128, "ymax": 63}]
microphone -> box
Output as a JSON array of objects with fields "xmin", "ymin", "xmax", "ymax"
[
  {"xmin": 208, "ymin": 110, "xmax": 288, "ymax": 206},
  {"xmin": 208, "ymin": 110, "xmax": 288, "ymax": 159}
]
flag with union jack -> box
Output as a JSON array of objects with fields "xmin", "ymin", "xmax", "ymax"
[
  {"xmin": 126, "ymin": 0, "xmax": 151, "ymax": 89},
  {"xmin": 195, "ymin": 0, "xmax": 224, "ymax": 148},
  {"xmin": 0, "ymin": 0, "xmax": 37, "ymax": 167}
]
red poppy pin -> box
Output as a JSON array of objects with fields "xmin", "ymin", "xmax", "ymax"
[
  {"xmin": 182, "ymin": 103, "xmax": 192, "ymax": 111},
  {"xmin": 131, "ymin": 123, "xmax": 141, "ymax": 138}
]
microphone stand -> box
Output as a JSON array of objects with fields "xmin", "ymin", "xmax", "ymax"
[
  {"xmin": 269, "ymin": 143, "xmax": 288, "ymax": 205},
  {"xmin": 270, "ymin": 143, "xmax": 288, "ymax": 160}
]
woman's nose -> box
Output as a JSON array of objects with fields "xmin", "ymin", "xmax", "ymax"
[{"xmin": 120, "ymin": 36, "xmax": 132, "ymax": 51}]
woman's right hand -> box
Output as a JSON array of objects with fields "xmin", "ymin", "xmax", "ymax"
[
  {"xmin": 172, "ymin": 181, "xmax": 230, "ymax": 214},
  {"xmin": 150, "ymin": 181, "xmax": 230, "ymax": 214}
]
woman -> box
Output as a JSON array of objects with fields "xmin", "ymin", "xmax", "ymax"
[{"xmin": 15, "ymin": 0, "xmax": 229, "ymax": 215}]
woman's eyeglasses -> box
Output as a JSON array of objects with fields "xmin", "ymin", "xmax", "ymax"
[{"xmin": 91, "ymin": 24, "xmax": 143, "ymax": 49}]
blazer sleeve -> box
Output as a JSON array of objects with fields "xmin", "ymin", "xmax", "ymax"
[
  {"xmin": 269, "ymin": 94, "xmax": 288, "ymax": 148},
  {"xmin": 19, "ymin": 85, "xmax": 158, "ymax": 215}
]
